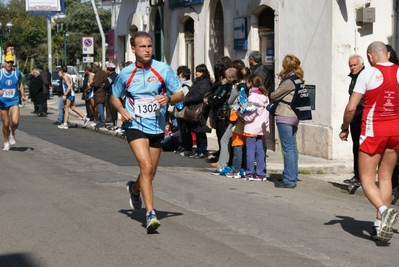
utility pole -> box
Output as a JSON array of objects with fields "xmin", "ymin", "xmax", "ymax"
[{"xmin": 90, "ymin": 0, "xmax": 106, "ymax": 68}]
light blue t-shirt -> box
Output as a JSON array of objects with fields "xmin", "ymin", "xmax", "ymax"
[{"xmin": 112, "ymin": 59, "xmax": 182, "ymax": 134}]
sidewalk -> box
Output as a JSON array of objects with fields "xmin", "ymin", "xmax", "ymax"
[{"xmin": 45, "ymin": 93, "xmax": 353, "ymax": 176}]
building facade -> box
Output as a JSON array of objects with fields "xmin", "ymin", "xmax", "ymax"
[{"xmin": 108, "ymin": 0, "xmax": 397, "ymax": 160}]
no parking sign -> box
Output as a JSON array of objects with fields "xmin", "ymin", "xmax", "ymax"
[{"xmin": 82, "ymin": 37, "xmax": 94, "ymax": 54}]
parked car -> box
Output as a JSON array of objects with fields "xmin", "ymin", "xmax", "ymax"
[
  {"xmin": 55, "ymin": 65, "xmax": 80, "ymax": 93},
  {"xmin": 78, "ymin": 70, "xmax": 85, "ymax": 90},
  {"xmin": 51, "ymin": 70, "xmax": 61, "ymax": 93}
]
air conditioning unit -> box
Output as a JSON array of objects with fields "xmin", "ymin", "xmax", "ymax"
[{"xmin": 356, "ymin": 7, "xmax": 375, "ymax": 23}]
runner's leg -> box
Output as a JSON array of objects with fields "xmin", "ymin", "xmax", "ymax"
[
  {"xmin": 1, "ymin": 109, "xmax": 10, "ymax": 143},
  {"xmin": 9, "ymin": 106, "xmax": 20, "ymax": 136},
  {"xmin": 359, "ymin": 151, "xmax": 384, "ymax": 209},
  {"xmin": 128, "ymin": 138, "xmax": 161, "ymax": 212}
]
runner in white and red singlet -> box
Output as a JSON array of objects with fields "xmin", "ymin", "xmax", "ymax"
[{"xmin": 340, "ymin": 41, "xmax": 399, "ymax": 243}]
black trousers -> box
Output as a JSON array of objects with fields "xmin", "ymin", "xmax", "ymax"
[{"xmin": 350, "ymin": 115, "xmax": 361, "ymax": 178}]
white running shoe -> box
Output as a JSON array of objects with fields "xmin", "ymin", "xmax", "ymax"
[
  {"xmin": 9, "ymin": 134, "xmax": 16, "ymax": 146},
  {"xmin": 58, "ymin": 123, "xmax": 69, "ymax": 129},
  {"xmin": 377, "ymin": 208, "xmax": 399, "ymax": 242},
  {"xmin": 82, "ymin": 117, "xmax": 90, "ymax": 127},
  {"xmin": 3, "ymin": 142, "xmax": 10, "ymax": 151}
]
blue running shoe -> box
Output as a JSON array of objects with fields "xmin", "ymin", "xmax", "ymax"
[
  {"xmin": 146, "ymin": 210, "xmax": 160, "ymax": 233},
  {"xmin": 126, "ymin": 181, "xmax": 142, "ymax": 211}
]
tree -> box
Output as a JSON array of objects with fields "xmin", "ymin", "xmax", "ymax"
[
  {"xmin": 62, "ymin": 0, "xmax": 111, "ymax": 66},
  {"xmin": 0, "ymin": 0, "xmax": 47, "ymax": 73},
  {"xmin": 0, "ymin": 0, "xmax": 111, "ymax": 72}
]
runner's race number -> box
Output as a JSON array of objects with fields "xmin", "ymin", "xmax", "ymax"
[
  {"xmin": 134, "ymin": 98, "xmax": 160, "ymax": 118},
  {"xmin": 2, "ymin": 89, "xmax": 16, "ymax": 98}
]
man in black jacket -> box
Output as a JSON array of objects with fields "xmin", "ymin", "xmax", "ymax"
[
  {"xmin": 40, "ymin": 66, "xmax": 51, "ymax": 114},
  {"xmin": 29, "ymin": 68, "xmax": 46, "ymax": 117},
  {"xmin": 343, "ymin": 55, "xmax": 365, "ymax": 187},
  {"xmin": 104, "ymin": 63, "xmax": 118, "ymax": 130},
  {"xmin": 248, "ymin": 51, "xmax": 274, "ymax": 92}
]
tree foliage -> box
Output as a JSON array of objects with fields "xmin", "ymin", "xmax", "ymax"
[
  {"xmin": 62, "ymin": 0, "xmax": 111, "ymax": 66},
  {"xmin": 0, "ymin": 0, "xmax": 111, "ymax": 73}
]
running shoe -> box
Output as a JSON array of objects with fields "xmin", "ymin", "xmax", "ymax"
[
  {"xmin": 226, "ymin": 172, "xmax": 241, "ymax": 179},
  {"xmin": 211, "ymin": 169, "xmax": 221, "ymax": 176},
  {"xmin": 58, "ymin": 123, "xmax": 69, "ymax": 129},
  {"xmin": 82, "ymin": 117, "xmax": 90, "ymax": 127},
  {"xmin": 146, "ymin": 210, "xmax": 160, "ymax": 233},
  {"xmin": 252, "ymin": 175, "xmax": 264, "ymax": 181},
  {"xmin": 243, "ymin": 174, "xmax": 254, "ymax": 181},
  {"xmin": 126, "ymin": 180, "xmax": 142, "ymax": 211},
  {"xmin": 377, "ymin": 208, "xmax": 399, "ymax": 242},
  {"xmin": 115, "ymin": 128, "xmax": 125, "ymax": 134},
  {"xmin": 3, "ymin": 142, "xmax": 10, "ymax": 151},
  {"xmin": 9, "ymin": 134, "xmax": 16, "ymax": 146}
]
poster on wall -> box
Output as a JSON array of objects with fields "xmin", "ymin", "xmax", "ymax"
[{"xmin": 234, "ymin": 17, "xmax": 248, "ymax": 50}]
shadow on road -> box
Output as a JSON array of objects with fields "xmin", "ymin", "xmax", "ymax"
[
  {"xmin": 118, "ymin": 209, "xmax": 183, "ymax": 230},
  {"xmin": 0, "ymin": 253, "xmax": 40, "ymax": 267},
  {"xmin": 9, "ymin": 147, "xmax": 34, "ymax": 152},
  {"xmin": 323, "ymin": 215, "xmax": 395, "ymax": 246}
]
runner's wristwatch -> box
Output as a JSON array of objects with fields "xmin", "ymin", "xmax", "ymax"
[{"xmin": 341, "ymin": 124, "xmax": 349, "ymax": 131}]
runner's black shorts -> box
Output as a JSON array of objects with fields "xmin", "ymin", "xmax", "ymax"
[{"xmin": 125, "ymin": 128, "xmax": 164, "ymax": 148}]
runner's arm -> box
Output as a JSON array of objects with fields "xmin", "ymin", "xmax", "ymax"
[
  {"xmin": 19, "ymin": 80, "xmax": 27, "ymax": 103},
  {"xmin": 154, "ymin": 89, "xmax": 184, "ymax": 107},
  {"xmin": 110, "ymin": 95, "xmax": 133, "ymax": 122}
]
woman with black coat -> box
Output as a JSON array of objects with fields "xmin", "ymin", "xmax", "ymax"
[{"xmin": 182, "ymin": 64, "xmax": 212, "ymax": 159}]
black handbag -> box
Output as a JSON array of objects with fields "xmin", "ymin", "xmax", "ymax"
[
  {"xmin": 182, "ymin": 102, "xmax": 205, "ymax": 122},
  {"xmin": 173, "ymin": 105, "xmax": 185, "ymax": 120}
]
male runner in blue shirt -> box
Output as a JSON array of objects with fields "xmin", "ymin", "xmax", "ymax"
[
  {"xmin": 111, "ymin": 31, "xmax": 184, "ymax": 233},
  {"xmin": 0, "ymin": 52, "xmax": 26, "ymax": 151}
]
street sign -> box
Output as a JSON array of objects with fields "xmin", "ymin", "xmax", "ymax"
[
  {"xmin": 83, "ymin": 57, "xmax": 94, "ymax": 63},
  {"xmin": 82, "ymin": 37, "xmax": 94, "ymax": 54}
]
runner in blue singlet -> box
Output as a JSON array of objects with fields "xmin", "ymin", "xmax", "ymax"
[
  {"xmin": 57, "ymin": 65, "xmax": 89, "ymax": 129},
  {"xmin": 0, "ymin": 54, "xmax": 26, "ymax": 151},
  {"xmin": 111, "ymin": 31, "xmax": 184, "ymax": 233}
]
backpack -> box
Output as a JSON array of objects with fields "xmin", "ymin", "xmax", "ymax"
[{"xmin": 279, "ymin": 75, "xmax": 312, "ymax": 120}]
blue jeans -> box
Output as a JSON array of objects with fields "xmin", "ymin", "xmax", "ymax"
[
  {"xmin": 57, "ymin": 95, "xmax": 64, "ymax": 123},
  {"xmin": 232, "ymin": 145, "xmax": 243, "ymax": 173},
  {"xmin": 195, "ymin": 132, "xmax": 208, "ymax": 154},
  {"xmin": 97, "ymin": 103, "xmax": 106, "ymax": 123},
  {"xmin": 245, "ymin": 136, "xmax": 266, "ymax": 177},
  {"xmin": 277, "ymin": 123, "xmax": 298, "ymax": 185}
]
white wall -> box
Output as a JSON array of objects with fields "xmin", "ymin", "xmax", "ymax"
[{"xmin": 113, "ymin": 0, "xmax": 395, "ymax": 159}]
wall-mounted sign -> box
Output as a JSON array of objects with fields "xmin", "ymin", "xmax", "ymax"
[
  {"xmin": 234, "ymin": 17, "xmax": 248, "ymax": 50},
  {"xmin": 169, "ymin": 0, "xmax": 204, "ymax": 9}
]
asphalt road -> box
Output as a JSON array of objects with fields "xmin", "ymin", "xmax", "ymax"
[{"xmin": 1, "ymin": 107, "xmax": 399, "ymax": 267}]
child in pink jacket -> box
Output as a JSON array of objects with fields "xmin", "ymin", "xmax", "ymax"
[{"xmin": 238, "ymin": 74, "xmax": 269, "ymax": 180}]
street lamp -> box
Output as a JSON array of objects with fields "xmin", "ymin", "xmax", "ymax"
[
  {"xmin": 53, "ymin": 13, "xmax": 67, "ymax": 65},
  {"xmin": 0, "ymin": 21, "xmax": 13, "ymax": 63}
]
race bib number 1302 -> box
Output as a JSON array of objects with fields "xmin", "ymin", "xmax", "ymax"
[{"xmin": 134, "ymin": 98, "xmax": 160, "ymax": 118}]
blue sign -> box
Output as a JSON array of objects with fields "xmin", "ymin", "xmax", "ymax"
[
  {"xmin": 169, "ymin": 0, "xmax": 204, "ymax": 9},
  {"xmin": 234, "ymin": 17, "xmax": 248, "ymax": 50}
]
